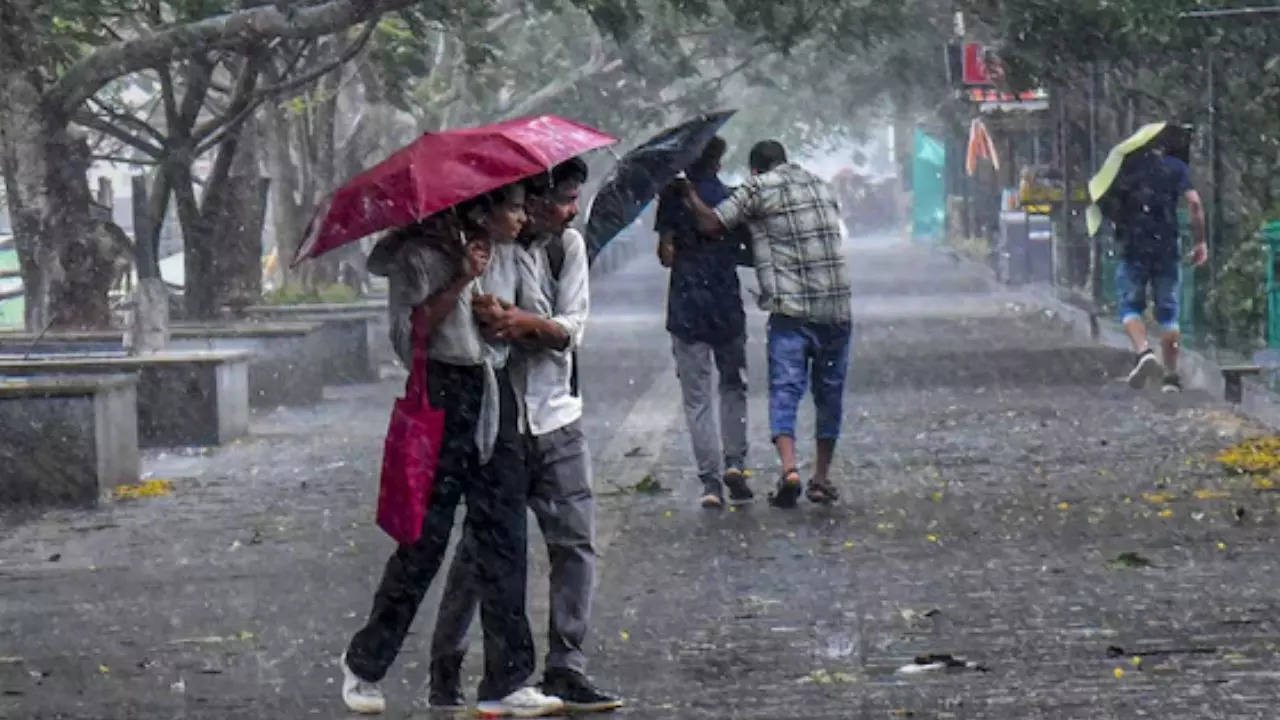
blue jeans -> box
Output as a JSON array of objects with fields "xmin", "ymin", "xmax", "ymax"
[
  {"xmin": 766, "ymin": 314, "xmax": 852, "ymax": 441},
  {"xmin": 1117, "ymin": 255, "xmax": 1181, "ymax": 330}
]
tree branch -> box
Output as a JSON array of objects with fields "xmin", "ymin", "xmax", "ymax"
[
  {"xmin": 91, "ymin": 154, "xmax": 160, "ymax": 166},
  {"xmin": 72, "ymin": 112, "xmax": 164, "ymax": 157},
  {"xmin": 503, "ymin": 37, "xmax": 621, "ymax": 117},
  {"xmin": 195, "ymin": 21, "xmax": 375, "ymax": 153},
  {"xmin": 86, "ymin": 96, "xmax": 167, "ymax": 144},
  {"xmin": 177, "ymin": 56, "xmax": 217, "ymax": 130},
  {"xmin": 47, "ymin": 0, "xmax": 417, "ymax": 114}
]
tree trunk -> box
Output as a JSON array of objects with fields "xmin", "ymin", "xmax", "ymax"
[
  {"xmin": 0, "ymin": 70, "xmax": 103, "ymax": 330},
  {"xmin": 262, "ymin": 86, "xmax": 307, "ymax": 284}
]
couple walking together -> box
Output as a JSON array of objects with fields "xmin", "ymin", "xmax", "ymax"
[{"xmin": 339, "ymin": 159, "xmax": 620, "ymax": 717}]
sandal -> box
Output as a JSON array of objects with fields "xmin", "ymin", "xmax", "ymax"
[
  {"xmin": 806, "ymin": 479, "xmax": 839, "ymax": 505},
  {"xmin": 768, "ymin": 468, "xmax": 803, "ymax": 509}
]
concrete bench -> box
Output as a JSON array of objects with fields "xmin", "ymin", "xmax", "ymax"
[
  {"xmin": 0, "ymin": 350, "xmax": 250, "ymax": 447},
  {"xmin": 237, "ymin": 304, "xmax": 386, "ymax": 383},
  {"xmin": 1222, "ymin": 365, "xmax": 1263, "ymax": 403},
  {"xmin": 0, "ymin": 323, "xmax": 326, "ymax": 408},
  {"xmin": 0, "ymin": 375, "xmax": 139, "ymax": 506},
  {"xmin": 167, "ymin": 323, "xmax": 325, "ymax": 407}
]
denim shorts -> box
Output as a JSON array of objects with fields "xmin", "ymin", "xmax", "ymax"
[
  {"xmin": 766, "ymin": 314, "xmax": 852, "ymax": 440},
  {"xmin": 1116, "ymin": 255, "xmax": 1181, "ymax": 330}
]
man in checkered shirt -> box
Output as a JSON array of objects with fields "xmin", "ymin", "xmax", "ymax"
[{"xmin": 680, "ymin": 140, "xmax": 852, "ymax": 509}]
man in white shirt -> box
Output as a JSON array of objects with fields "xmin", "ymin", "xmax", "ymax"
[{"xmin": 429, "ymin": 159, "xmax": 622, "ymax": 714}]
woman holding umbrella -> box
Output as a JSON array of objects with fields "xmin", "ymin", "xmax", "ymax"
[
  {"xmin": 340, "ymin": 182, "xmax": 566, "ymax": 717},
  {"xmin": 293, "ymin": 114, "xmax": 615, "ymax": 717}
]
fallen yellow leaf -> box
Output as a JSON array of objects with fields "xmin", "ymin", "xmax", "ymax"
[
  {"xmin": 113, "ymin": 478, "xmax": 174, "ymax": 500},
  {"xmin": 1113, "ymin": 667, "xmax": 1125, "ymax": 679},
  {"xmin": 843, "ymin": 541, "xmax": 854, "ymax": 549},
  {"xmin": 926, "ymin": 534, "xmax": 939, "ymax": 543},
  {"xmin": 663, "ymin": 510, "xmax": 672, "ymax": 518},
  {"xmin": 1159, "ymin": 508, "xmax": 1174, "ymax": 518},
  {"xmin": 1057, "ymin": 501, "xmax": 1070, "ymax": 511},
  {"xmin": 1142, "ymin": 491, "xmax": 1177, "ymax": 504},
  {"xmin": 619, "ymin": 631, "xmax": 630, "ymax": 642},
  {"xmin": 99, "ymin": 664, "xmax": 110, "ymax": 674},
  {"xmin": 1217, "ymin": 541, "xmax": 1228, "ymax": 550},
  {"xmin": 1193, "ymin": 489, "xmax": 1231, "ymax": 500}
]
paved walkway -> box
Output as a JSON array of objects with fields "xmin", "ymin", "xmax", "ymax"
[{"xmin": 4, "ymin": 237, "xmax": 1280, "ymax": 719}]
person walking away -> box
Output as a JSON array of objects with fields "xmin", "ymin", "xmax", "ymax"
[
  {"xmin": 679, "ymin": 140, "xmax": 853, "ymax": 509},
  {"xmin": 1112, "ymin": 141, "xmax": 1208, "ymax": 393},
  {"xmin": 654, "ymin": 136, "xmax": 753, "ymax": 508},
  {"xmin": 428, "ymin": 159, "xmax": 622, "ymax": 713},
  {"xmin": 340, "ymin": 183, "xmax": 564, "ymax": 718}
]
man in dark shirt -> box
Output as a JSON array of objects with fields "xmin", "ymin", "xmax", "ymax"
[
  {"xmin": 655, "ymin": 136, "xmax": 754, "ymax": 508},
  {"xmin": 1113, "ymin": 144, "xmax": 1207, "ymax": 393}
]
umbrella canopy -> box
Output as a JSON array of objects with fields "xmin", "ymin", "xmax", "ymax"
[
  {"xmin": 583, "ymin": 110, "xmax": 735, "ymax": 262},
  {"xmin": 1086, "ymin": 122, "xmax": 1191, "ymax": 236},
  {"xmin": 293, "ymin": 114, "xmax": 617, "ymax": 264}
]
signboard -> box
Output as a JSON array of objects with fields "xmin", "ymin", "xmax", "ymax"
[
  {"xmin": 963, "ymin": 42, "xmax": 996, "ymax": 86},
  {"xmin": 968, "ymin": 87, "xmax": 1050, "ymax": 113}
]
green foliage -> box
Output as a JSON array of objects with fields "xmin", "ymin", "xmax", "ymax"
[
  {"xmin": 1206, "ymin": 234, "xmax": 1266, "ymax": 353},
  {"xmin": 263, "ymin": 282, "xmax": 360, "ymax": 306}
]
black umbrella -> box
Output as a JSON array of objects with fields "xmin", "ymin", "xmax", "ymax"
[{"xmin": 583, "ymin": 110, "xmax": 736, "ymax": 262}]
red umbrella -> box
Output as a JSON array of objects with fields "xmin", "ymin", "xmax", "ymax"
[{"xmin": 292, "ymin": 114, "xmax": 617, "ymax": 264}]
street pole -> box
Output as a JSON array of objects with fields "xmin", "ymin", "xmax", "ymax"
[
  {"xmin": 1208, "ymin": 45, "xmax": 1223, "ymax": 274},
  {"xmin": 1088, "ymin": 63, "xmax": 1102, "ymax": 302}
]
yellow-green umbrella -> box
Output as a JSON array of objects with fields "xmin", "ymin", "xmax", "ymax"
[{"xmin": 1086, "ymin": 122, "xmax": 1168, "ymax": 237}]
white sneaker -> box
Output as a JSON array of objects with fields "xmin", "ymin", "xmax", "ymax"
[
  {"xmin": 475, "ymin": 686, "xmax": 565, "ymax": 717},
  {"xmin": 340, "ymin": 652, "xmax": 386, "ymax": 715}
]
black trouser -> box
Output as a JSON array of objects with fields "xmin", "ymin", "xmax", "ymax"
[{"xmin": 346, "ymin": 361, "xmax": 534, "ymax": 701}]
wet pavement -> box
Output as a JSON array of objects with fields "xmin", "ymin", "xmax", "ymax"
[{"xmin": 4, "ymin": 237, "xmax": 1280, "ymax": 719}]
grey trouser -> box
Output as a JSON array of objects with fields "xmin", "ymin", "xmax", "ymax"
[
  {"xmin": 672, "ymin": 333, "xmax": 748, "ymax": 483},
  {"xmin": 431, "ymin": 419, "xmax": 596, "ymax": 675}
]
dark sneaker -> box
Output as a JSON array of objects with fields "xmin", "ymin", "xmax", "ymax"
[
  {"xmin": 1127, "ymin": 349, "xmax": 1163, "ymax": 389},
  {"xmin": 768, "ymin": 469, "xmax": 803, "ymax": 509},
  {"xmin": 428, "ymin": 653, "xmax": 465, "ymax": 710},
  {"xmin": 539, "ymin": 668, "xmax": 623, "ymax": 713},
  {"xmin": 699, "ymin": 478, "xmax": 724, "ymax": 509},
  {"xmin": 723, "ymin": 468, "xmax": 754, "ymax": 504},
  {"xmin": 805, "ymin": 479, "xmax": 839, "ymax": 505},
  {"xmin": 1161, "ymin": 373, "xmax": 1182, "ymax": 394}
]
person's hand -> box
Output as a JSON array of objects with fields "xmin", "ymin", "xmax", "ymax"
[
  {"xmin": 665, "ymin": 176, "xmax": 694, "ymax": 199},
  {"xmin": 472, "ymin": 293, "xmax": 504, "ymax": 327},
  {"xmin": 1190, "ymin": 241, "xmax": 1209, "ymax": 267},
  {"xmin": 488, "ymin": 306, "xmax": 542, "ymax": 342},
  {"xmin": 657, "ymin": 238, "xmax": 675, "ymax": 268},
  {"xmin": 462, "ymin": 239, "xmax": 491, "ymax": 280}
]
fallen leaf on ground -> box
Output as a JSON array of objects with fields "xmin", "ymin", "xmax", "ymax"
[
  {"xmin": 632, "ymin": 475, "xmax": 666, "ymax": 494},
  {"xmin": 1218, "ymin": 436, "xmax": 1280, "ymax": 474},
  {"xmin": 1142, "ymin": 491, "xmax": 1177, "ymax": 504},
  {"xmin": 1193, "ymin": 489, "xmax": 1231, "ymax": 500},
  {"xmin": 113, "ymin": 479, "xmax": 173, "ymax": 500}
]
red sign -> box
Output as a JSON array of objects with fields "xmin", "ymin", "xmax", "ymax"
[{"xmin": 962, "ymin": 42, "xmax": 994, "ymax": 85}]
